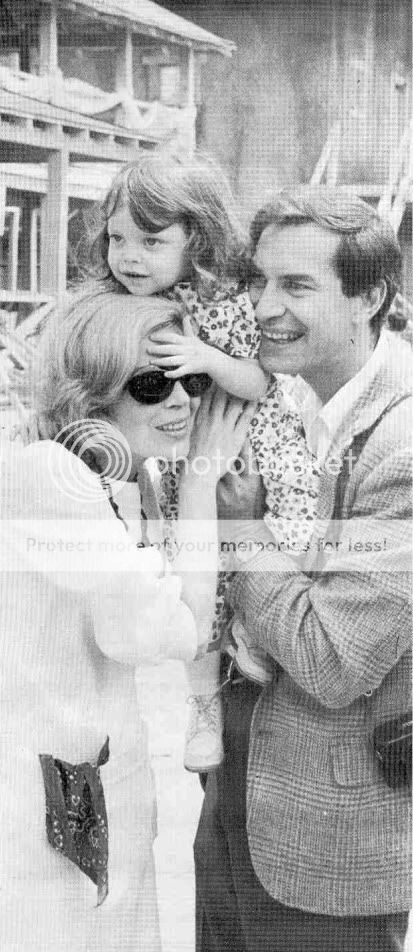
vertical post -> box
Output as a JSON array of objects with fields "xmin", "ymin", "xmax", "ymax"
[
  {"xmin": 39, "ymin": 0, "xmax": 58, "ymax": 75},
  {"xmin": 6, "ymin": 207, "xmax": 21, "ymax": 294},
  {"xmin": 328, "ymin": 5, "xmax": 339, "ymax": 127},
  {"xmin": 326, "ymin": 122, "xmax": 340, "ymax": 185},
  {"xmin": 186, "ymin": 46, "xmax": 196, "ymax": 154},
  {"xmin": 115, "ymin": 27, "xmax": 134, "ymax": 97},
  {"xmin": 0, "ymin": 173, "xmax": 6, "ymax": 237},
  {"xmin": 30, "ymin": 208, "xmax": 41, "ymax": 296},
  {"xmin": 40, "ymin": 147, "xmax": 68, "ymax": 300}
]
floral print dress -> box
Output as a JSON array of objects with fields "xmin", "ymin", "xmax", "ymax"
[{"xmin": 161, "ymin": 283, "xmax": 321, "ymax": 647}]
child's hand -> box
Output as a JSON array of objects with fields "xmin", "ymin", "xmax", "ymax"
[
  {"xmin": 147, "ymin": 314, "xmax": 214, "ymax": 377},
  {"xmin": 146, "ymin": 334, "xmax": 214, "ymax": 377}
]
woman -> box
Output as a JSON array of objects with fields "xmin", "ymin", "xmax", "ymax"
[{"xmin": 0, "ymin": 288, "xmax": 253, "ymax": 952}]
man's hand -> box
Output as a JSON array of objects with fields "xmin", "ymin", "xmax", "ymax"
[{"xmin": 217, "ymin": 441, "xmax": 266, "ymax": 522}]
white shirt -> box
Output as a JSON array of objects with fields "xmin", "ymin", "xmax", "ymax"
[{"xmin": 298, "ymin": 331, "xmax": 390, "ymax": 464}]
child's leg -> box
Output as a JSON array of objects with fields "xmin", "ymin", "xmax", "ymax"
[
  {"xmin": 185, "ymin": 649, "xmax": 221, "ymax": 698},
  {"xmin": 183, "ymin": 570, "xmax": 230, "ymax": 774},
  {"xmin": 183, "ymin": 649, "xmax": 224, "ymax": 773}
]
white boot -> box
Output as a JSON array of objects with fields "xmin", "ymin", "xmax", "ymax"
[{"xmin": 184, "ymin": 692, "xmax": 224, "ymax": 773}]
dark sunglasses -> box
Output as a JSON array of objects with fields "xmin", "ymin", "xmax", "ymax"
[{"xmin": 126, "ymin": 367, "xmax": 212, "ymax": 405}]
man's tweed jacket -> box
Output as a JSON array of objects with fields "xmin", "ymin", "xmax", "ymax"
[{"xmin": 229, "ymin": 331, "xmax": 412, "ymax": 916}]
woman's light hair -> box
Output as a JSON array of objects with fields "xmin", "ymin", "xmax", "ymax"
[{"xmin": 32, "ymin": 283, "xmax": 183, "ymax": 442}]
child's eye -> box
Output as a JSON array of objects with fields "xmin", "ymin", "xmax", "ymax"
[
  {"xmin": 144, "ymin": 237, "xmax": 161, "ymax": 249},
  {"xmin": 108, "ymin": 233, "xmax": 122, "ymax": 244}
]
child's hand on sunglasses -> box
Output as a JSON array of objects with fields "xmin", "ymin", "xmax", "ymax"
[{"xmin": 147, "ymin": 316, "xmax": 214, "ymax": 378}]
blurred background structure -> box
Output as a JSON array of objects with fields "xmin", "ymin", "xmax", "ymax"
[
  {"xmin": 0, "ymin": 0, "xmax": 233, "ymax": 402},
  {"xmin": 0, "ymin": 0, "xmax": 411, "ymax": 406},
  {"xmin": 159, "ymin": 0, "xmax": 412, "ymax": 286},
  {"xmin": 0, "ymin": 5, "xmax": 411, "ymax": 948}
]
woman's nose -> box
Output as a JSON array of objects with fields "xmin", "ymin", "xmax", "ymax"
[
  {"xmin": 164, "ymin": 380, "xmax": 191, "ymax": 407},
  {"xmin": 254, "ymin": 281, "xmax": 286, "ymax": 322}
]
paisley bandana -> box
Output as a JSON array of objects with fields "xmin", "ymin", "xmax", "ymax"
[{"xmin": 39, "ymin": 737, "xmax": 110, "ymax": 905}]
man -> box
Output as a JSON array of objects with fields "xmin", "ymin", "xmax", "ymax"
[{"xmin": 194, "ymin": 189, "xmax": 412, "ymax": 952}]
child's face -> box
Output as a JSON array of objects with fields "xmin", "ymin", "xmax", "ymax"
[{"xmin": 107, "ymin": 204, "xmax": 189, "ymax": 295}]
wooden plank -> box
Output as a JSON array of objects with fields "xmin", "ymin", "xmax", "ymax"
[
  {"xmin": 325, "ymin": 123, "xmax": 340, "ymax": 186},
  {"xmin": 0, "ymin": 173, "xmax": 6, "ymax": 237},
  {"xmin": 116, "ymin": 27, "xmax": 134, "ymax": 96},
  {"xmin": 310, "ymin": 122, "xmax": 341, "ymax": 185},
  {"xmin": 0, "ymin": 117, "xmax": 146, "ymax": 161},
  {"xmin": 40, "ymin": 147, "xmax": 69, "ymax": 298},
  {"xmin": 0, "ymin": 91, "xmax": 147, "ymax": 137},
  {"xmin": 186, "ymin": 46, "xmax": 196, "ymax": 154},
  {"xmin": 0, "ymin": 291, "xmax": 54, "ymax": 304},
  {"xmin": 39, "ymin": 0, "xmax": 59, "ymax": 75},
  {"xmin": 6, "ymin": 207, "xmax": 21, "ymax": 294},
  {"xmin": 30, "ymin": 208, "xmax": 41, "ymax": 296}
]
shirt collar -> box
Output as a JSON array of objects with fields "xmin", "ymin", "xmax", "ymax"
[{"xmin": 298, "ymin": 331, "xmax": 389, "ymax": 461}]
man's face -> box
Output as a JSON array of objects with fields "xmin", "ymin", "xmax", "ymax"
[{"xmin": 252, "ymin": 223, "xmax": 361, "ymax": 391}]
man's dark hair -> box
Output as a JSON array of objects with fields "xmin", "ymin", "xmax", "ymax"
[{"xmin": 250, "ymin": 188, "xmax": 403, "ymax": 336}]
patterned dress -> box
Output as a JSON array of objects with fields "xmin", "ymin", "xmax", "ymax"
[{"xmin": 161, "ymin": 283, "xmax": 321, "ymax": 648}]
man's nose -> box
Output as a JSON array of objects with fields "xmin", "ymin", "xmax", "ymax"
[
  {"xmin": 164, "ymin": 380, "xmax": 191, "ymax": 407},
  {"xmin": 254, "ymin": 281, "xmax": 286, "ymax": 324}
]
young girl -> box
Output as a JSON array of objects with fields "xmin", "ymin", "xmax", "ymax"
[{"xmin": 90, "ymin": 151, "xmax": 321, "ymax": 772}]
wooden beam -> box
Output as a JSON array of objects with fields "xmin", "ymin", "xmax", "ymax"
[
  {"xmin": 0, "ymin": 173, "xmax": 6, "ymax": 237},
  {"xmin": 186, "ymin": 46, "xmax": 196, "ymax": 155},
  {"xmin": 0, "ymin": 291, "xmax": 54, "ymax": 304},
  {"xmin": 0, "ymin": 117, "xmax": 147, "ymax": 162},
  {"xmin": 187, "ymin": 46, "xmax": 196, "ymax": 108},
  {"xmin": 39, "ymin": 1, "xmax": 59, "ymax": 76},
  {"xmin": 40, "ymin": 147, "xmax": 68, "ymax": 298},
  {"xmin": 115, "ymin": 27, "xmax": 134, "ymax": 97}
]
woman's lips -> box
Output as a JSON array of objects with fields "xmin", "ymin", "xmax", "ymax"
[{"xmin": 156, "ymin": 418, "xmax": 190, "ymax": 435}]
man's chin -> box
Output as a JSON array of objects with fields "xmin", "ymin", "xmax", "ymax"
[{"xmin": 259, "ymin": 346, "xmax": 301, "ymax": 376}]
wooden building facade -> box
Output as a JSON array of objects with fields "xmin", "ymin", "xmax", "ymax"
[
  {"xmin": 0, "ymin": 0, "xmax": 233, "ymax": 312},
  {"xmin": 159, "ymin": 0, "xmax": 411, "ymax": 206}
]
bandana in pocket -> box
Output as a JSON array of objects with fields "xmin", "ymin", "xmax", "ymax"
[{"xmin": 39, "ymin": 736, "xmax": 110, "ymax": 905}]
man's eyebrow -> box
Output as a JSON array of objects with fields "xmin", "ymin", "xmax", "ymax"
[{"xmin": 281, "ymin": 273, "xmax": 319, "ymax": 284}]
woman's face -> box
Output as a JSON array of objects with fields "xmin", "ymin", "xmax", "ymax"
[{"xmin": 107, "ymin": 325, "xmax": 199, "ymax": 473}]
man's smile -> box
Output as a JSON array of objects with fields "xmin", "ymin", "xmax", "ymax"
[{"xmin": 260, "ymin": 326, "xmax": 305, "ymax": 344}]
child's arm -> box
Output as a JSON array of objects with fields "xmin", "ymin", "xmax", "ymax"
[
  {"xmin": 147, "ymin": 314, "xmax": 268, "ymax": 400},
  {"xmin": 210, "ymin": 351, "xmax": 268, "ymax": 400}
]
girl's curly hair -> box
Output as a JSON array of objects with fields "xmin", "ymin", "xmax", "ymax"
[{"xmin": 90, "ymin": 150, "xmax": 249, "ymax": 299}]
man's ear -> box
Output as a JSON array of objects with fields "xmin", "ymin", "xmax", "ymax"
[{"xmin": 354, "ymin": 280, "xmax": 387, "ymax": 323}]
